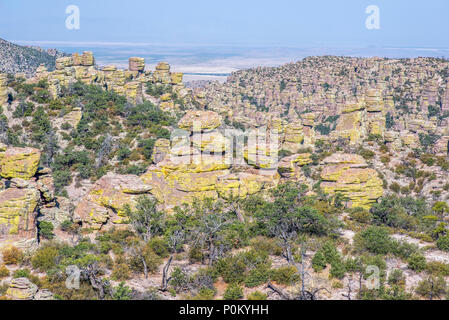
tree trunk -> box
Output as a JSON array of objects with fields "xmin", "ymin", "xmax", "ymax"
[
  {"xmin": 161, "ymin": 255, "xmax": 174, "ymax": 291},
  {"xmin": 142, "ymin": 256, "xmax": 148, "ymax": 279}
]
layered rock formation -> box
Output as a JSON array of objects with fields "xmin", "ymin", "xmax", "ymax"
[
  {"xmin": 74, "ymin": 173, "xmax": 153, "ymax": 230},
  {"xmin": 30, "ymin": 53, "xmax": 185, "ymax": 104},
  {"xmin": 6, "ymin": 277, "xmax": 53, "ymax": 300},
  {"xmin": 320, "ymin": 153, "xmax": 384, "ymax": 209},
  {"xmin": 0, "ymin": 145, "xmax": 57, "ymax": 250},
  {"xmin": 202, "ymin": 56, "xmax": 449, "ymax": 152}
]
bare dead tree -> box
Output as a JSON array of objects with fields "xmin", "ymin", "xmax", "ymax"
[
  {"xmin": 95, "ymin": 133, "xmax": 114, "ymax": 168},
  {"xmin": 83, "ymin": 262, "xmax": 111, "ymax": 300},
  {"xmin": 342, "ymin": 275, "xmax": 353, "ymax": 300},
  {"xmin": 161, "ymin": 229, "xmax": 185, "ymax": 291}
]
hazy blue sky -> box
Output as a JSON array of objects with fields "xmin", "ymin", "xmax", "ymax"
[{"xmin": 1, "ymin": 0, "xmax": 448, "ymax": 48}]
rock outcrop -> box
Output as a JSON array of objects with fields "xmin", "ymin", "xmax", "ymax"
[
  {"xmin": 74, "ymin": 173, "xmax": 153, "ymax": 230},
  {"xmin": 0, "ymin": 146, "xmax": 56, "ymax": 250},
  {"xmin": 320, "ymin": 153, "xmax": 384, "ymax": 209},
  {"xmin": 5, "ymin": 278, "xmax": 53, "ymax": 300},
  {"xmin": 0, "ymin": 147, "xmax": 41, "ymax": 179},
  {"xmin": 31, "ymin": 53, "xmax": 185, "ymax": 104}
]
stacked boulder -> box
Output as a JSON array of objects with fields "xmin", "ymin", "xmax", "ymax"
[{"xmin": 0, "ymin": 145, "xmax": 56, "ymax": 250}]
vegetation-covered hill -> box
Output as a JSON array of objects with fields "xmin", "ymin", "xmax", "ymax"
[{"xmin": 0, "ymin": 38, "xmax": 62, "ymax": 76}]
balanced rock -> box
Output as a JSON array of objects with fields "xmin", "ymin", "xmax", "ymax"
[{"xmin": 129, "ymin": 57, "xmax": 145, "ymax": 72}]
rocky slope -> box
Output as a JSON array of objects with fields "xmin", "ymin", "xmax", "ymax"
[
  {"xmin": 0, "ymin": 54, "xmax": 448, "ymax": 300},
  {"xmin": 0, "ymin": 38, "xmax": 65, "ymax": 77}
]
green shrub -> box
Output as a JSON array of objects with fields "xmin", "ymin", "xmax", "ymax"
[
  {"xmin": 311, "ymin": 250, "xmax": 327, "ymax": 272},
  {"xmin": 38, "ymin": 221, "xmax": 55, "ymax": 240},
  {"xmin": 407, "ymin": 253, "xmax": 427, "ymax": 272},
  {"xmin": 247, "ymin": 291, "xmax": 267, "ymax": 300},
  {"xmin": 223, "ymin": 283, "xmax": 244, "ymax": 300},
  {"xmin": 330, "ymin": 259, "xmax": 346, "ymax": 279},
  {"xmin": 112, "ymin": 263, "xmax": 131, "ymax": 281},
  {"xmin": 31, "ymin": 245, "xmax": 59, "ymax": 272},
  {"xmin": 437, "ymin": 235, "xmax": 449, "ymax": 251},
  {"xmin": 270, "ymin": 266, "xmax": 300, "ymax": 285},
  {"xmin": 13, "ymin": 268, "xmax": 31, "ymax": 279},
  {"xmin": 356, "ymin": 226, "xmax": 392, "ymax": 255},
  {"xmin": 244, "ymin": 266, "xmax": 270, "ymax": 288}
]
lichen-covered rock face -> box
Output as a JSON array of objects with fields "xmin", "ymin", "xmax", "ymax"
[
  {"xmin": 282, "ymin": 122, "xmax": 304, "ymax": 153},
  {"xmin": 6, "ymin": 278, "xmax": 38, "ymax": 300},
  {"xmin": 320, "ymin": 153, "xmax": 383, "ymax": 209},
  {"xmin": 0, "ymin": 187, "xmax": 39, "ymax": 236},
  {"xmin": 278, "ymin": 153, "xmax": 312, "ymax": 180},
  {"xmin": 74, "ymin": 173, "xmax": 153, "ymax": 230},
  {"xmin": 0, "ymin": 147, "xmax": 41, "ymax": 179},
  {"xmin": 178, "ymin": 110, "xmax": 222, "ymax": 132},
  {"xmin": 34, "ymin": 53, "xmax": 185, "ymax": 104},
  {"xmin": 151, "ymin": 138, "xmax": 171, "ymax": 164},
  {"xmin": 5, "ymin": 278, "xmax": 54, "ymax": 300},
  {"xmin": 129, "ymin": 57, "xmax": 145, "ymax": 72}
]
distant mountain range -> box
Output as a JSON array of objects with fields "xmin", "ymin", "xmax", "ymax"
[{"xmin": 0, "ymin": 38, "xmax": 67, "ymax": 76}]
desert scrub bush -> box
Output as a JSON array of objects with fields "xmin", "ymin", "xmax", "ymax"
[
  {"xmin": 312, "ymin": 250, "xmax": 327, "ymax": 272},
  {"xmin": 0, "ymin": 265, "xmax": 9, "ymax": 278},
  {"xmin": 407, "ymin": 253, "xmax": 427, "ymax": 272},
  {"xmin": 38, "ymin": 221, "xmax": 55, "ymax": 240},
  {"xmin": 247, "ymin": 291, "xmax": 267, "ymax": 300},
  {"xmin": 349, "ymin": 207, "xmax": 372, "ymax": 224},
  {"xmin": 223, "ymin": 283, "xmax": 244, "ymax": 300},
  {"xmin": 425, "ymin": 261, "xmax": 449, "ymax": 277},
  {"xmin": 148, "ymin": 237, "xmax": 169, "ymax": 258},
  {"xmin": 190, "ymin": 287, "xmax": 216, "ymax": 300},
  {"xmin": 436, "ymin": 235, "xmax": 449, "ymax": 252},
  {"xmin": 112, "ymin": 255, "xmax": 131, "ymax": 281},
  {"xmin": 31, "ymin": 245, "xmax": 59, "ymax": 272},
  {"xmin": 249, "ymin": 236, "xmax": 282, "ymax": 256},
  {"xmin": 354, "ymin": 226, "xmax": 392, "ymax": 255},
  {"xmin": 270, "ymin": 266, "xmax": 300, "ymax": 285},
  {"xmin": 1, "ymin": 246, "xmax": 23, "ymax": 265},
  {"xmin": 216, "ymin": 250, "xmax": 271, "ymax": 285}
]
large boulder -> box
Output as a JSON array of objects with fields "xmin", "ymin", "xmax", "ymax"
[
  {"xmin": 0, "ymin": 147, "xmax": 41, "ymax": 179},
  {"xmin": 6, "ymin": 278, "xmax": 38, "ymax": 300},
  {"xmin": 74, "ymin": 173, "xmax": 153, "ymax": 230},
  {"xmin": 178, "ymin": 110, "xmax": 222, "ymax": 132},
  {"xmin": 0, "ymin": 187, "xmax": 39, "ymax": 237},
  {"xmin": 320, "ymin": 153, "xmax": 383, "ymax": 209}
]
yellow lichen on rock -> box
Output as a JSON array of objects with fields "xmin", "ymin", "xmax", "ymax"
[
  {"xmin": 74, "ymin": 173, "xmax": 153, "ymax": 230},
  {"xmin": 0, "ymin": 147, "xmax": 41, "ymax": 179},
  {"xmin": 178, "ymin": 110, "xmax": 222, "ymax": 132},
  {"xmin": 0, "ymin": 188, "xmax": 39, "ymax": 235},
  {"xmin": 320, "ymin": 153, "xmax": 383, "ymax": 209}
]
